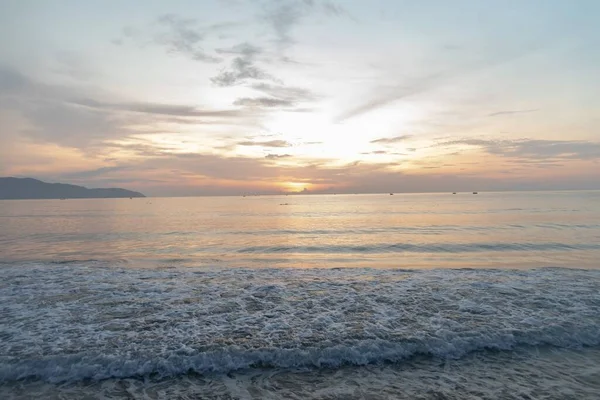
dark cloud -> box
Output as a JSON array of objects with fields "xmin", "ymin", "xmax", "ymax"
[
  {"xmin": 370, "ymin": 135, "xmax": 414, "ymax": 144},
  {"xmin": 211, "ymin": 42, "xmax": 277, "ymax": 87},
  {"xmin": 233, "ymin": 97, "xmax": 294, "ymax": 108},
  {"xmin": 265, "ymin": 153, "xmax": 292, "ymax": 159},
  {"xmin": 438, "ymin": 138, "xmax": 600, "ymax": 161},
  {"xmin": 238, "ymin": 139, "xmax": 292, "ymax": 147},
  {"xmin": 488, "ymin": 109, "xmax": 539, "ymax": 117}
]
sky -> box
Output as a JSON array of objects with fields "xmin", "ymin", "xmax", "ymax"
[{"xmin": 1, "ymin": 0, "xmax": 599, "ymax": 195}]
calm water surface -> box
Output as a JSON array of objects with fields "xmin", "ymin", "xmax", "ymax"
[
  {"xmin": 1, "ymin": 191, "xmax": 599, "ymax": 399},
  {"xmin": 1, "ymin": 191, "xmax": 600, "ymax": 268}
]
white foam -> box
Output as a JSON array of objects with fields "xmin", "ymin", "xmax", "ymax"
[{"xmin": 1, "ymin": 264, "xmax": 599, "ymax": 383}]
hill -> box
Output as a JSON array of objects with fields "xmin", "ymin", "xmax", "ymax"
[{"xmin": 0, "ymin": 177, "xmax": 146, "ymax": 199}]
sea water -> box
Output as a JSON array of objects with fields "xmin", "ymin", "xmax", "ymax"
[{"xmin": 1, "ymin": 191, "xmax": 599, "ymax": 399}]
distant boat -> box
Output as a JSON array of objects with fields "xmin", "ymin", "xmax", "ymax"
[
  {"xmin": 452, "ymin": 192, "xmax": 457, "ymax": 195},
  {"xmin": 473, "ymin": 192, "xmax": 478, "ymax": 194},
  {"xmin": 390, "ymin": 193, "xmax": 394, "ymax": 195}
]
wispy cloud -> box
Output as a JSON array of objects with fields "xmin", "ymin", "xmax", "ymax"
[
  {"xmin": 238, "ymin": 139, "xmax": 292, "ymax": 147},
  {"xmin": 336, "ymin": 43, "xmax": 547, "ymax": 122},
  {"xmin": 259, "ymin": 0, "xmax": 346, "ymax": 49},
  {"xmin": 361, "ymin": 150, "xmax": 391, "ymax": 155},
  {"xmin": 251, "ymin": 82, "xmax": 317, "ymax": 101},
  {"xmin": 370, "ymin": 135, "xmax": 414, "ymax": 144},
  {"xmin": 70, "ymin": 98, "xmax": 247, "ymax": 119},
  {"xmin": 115, "ymin": 14, "xmax": 242, "ymax": 63},
  {"xmin": 488, "ymin": 109, "xmax": 539, "ymax": 117},
  {"xmin": 154, "ymin": 14, "xmax": 221, "ymax": 62},
  {"xmin": 0, "ymin": 67, "xmax": 256, "ymax": 150},
  {"xmin": 265, "ymin": 153, "xmax": 292, "ymax": 159},
  {"xmin": 234, "ymin": 82, "xmax": 318, "ymax": 110},
  {"xmin": 233, "ymin": 97, "xmax": 294, "ymax": 108},
  {"xmin": 0, "ymin": 66, "xmax": 29, "ymax": 92},
  {"xmin": 437, "ymin": 138, "xmax": 600, "ymax": 161}
]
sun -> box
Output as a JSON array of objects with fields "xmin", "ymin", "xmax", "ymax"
[{"xmin": 281, "ymin": 181, "xmax": 310, "ymax": 193}]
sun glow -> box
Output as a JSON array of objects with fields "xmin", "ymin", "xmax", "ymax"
[{"xmin": 281, "ymin": 181, "xmax": 310, "ymax": 193}]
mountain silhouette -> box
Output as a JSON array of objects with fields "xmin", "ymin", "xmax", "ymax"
[{"xmin": 0, "ymin": 177, "xmax": 146, "ymax": 199}]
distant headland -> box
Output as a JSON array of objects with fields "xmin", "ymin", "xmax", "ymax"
[{"xmin": 0, "ymin": 177, "xmax": 146, "ymax": 200}]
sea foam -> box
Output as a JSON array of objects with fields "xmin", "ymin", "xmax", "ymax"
[{"xmin": 1, "ymin": 263, "xmax": 599, "ymax": 383}]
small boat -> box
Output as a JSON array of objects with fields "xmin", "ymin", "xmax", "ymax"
[
  {"xmin": 473, "ymin": 192, "xmax": 478, "ymax": 194},
  {"xmin": 452, "ymin": 192, "xmax": 457, "ymax": 195},
  {"xmin": 390, "ymin": 193, "xmax": 394, "ymax": 195}
]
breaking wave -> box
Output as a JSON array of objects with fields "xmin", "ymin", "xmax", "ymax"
[{"xmin": 1, "ymin": 263, "xmax": 599, "ymax": 383}]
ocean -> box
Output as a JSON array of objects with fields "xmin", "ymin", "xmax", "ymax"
[{"xmin": 1, "ymin": 191, "xmax": 599, "ymax": 399}]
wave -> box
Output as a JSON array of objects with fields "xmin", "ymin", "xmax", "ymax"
[
  {"xmin": 2, "ymin": 331, "xmax": 599, "ymax": 383},
  {"xmin": 237, "ymin": 242, "xmax": 600, "ymax": 253},
  {"xmin": 1, "ymin": 265, "xmax": 599, "ymax": 383}
]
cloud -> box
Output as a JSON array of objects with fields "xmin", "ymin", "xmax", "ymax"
[
  {"xmin": 437, "ymin": 138, "xmax": 600, "ymax": 161},
  {"xmin": 488, "ymin": 109, "xmax": 539, "ymax": 117},
  {"xmin": 215, "ymin": 42, "xmax": 262, "ymax": 57},
  {"xmin": 0, "ymin": 66, "xmax": 30, "ymax": 92},
  {"xmin": 335, "ymin": 73, "xmax": 446, "ymax": 122},
  {"xmin": 20, "ymin": 102, "xmax": 125, "ymax": 148},
  {"xmin": 70, "ymin": 97, "xmax": 248, "ymax": 118},
  {"xmin": 321, "ymin": 0, "xmax": 346, "ymax": 16},
  {"xmin": 60, "ymin": 165, "xmax": 134, "ymax": 180},
  {"xmin": 251, "ymin": 82, "xmax": 317, "ymax": 101},
  {"xmin": 42, "ymin": 146, "xmax": 600, "ymax": 196},
  {"xmin": 153, "ymin": 14, "xmax": 221, "ymax": 62},
  {"xmin": 261, "ymin": 0, "xmax": 310, "ymax": 47},
  {"xmin": 52, "ymin": 51, "xmax": 96, "ymax": 81},
  {"xmin": 0, "ymin": 67, "xmax": 257, "ymax": 151},
  {"xmin": 238, "ymin": 139, "xmax": 292, "ymax": 147},
  {"xmin": 116, "ymin": 14, "xmax": 242, "ymax": 63},
  {"xmin": 361, "ymin": 150, "xmax": 389, "ymax": 155},
  {"xmin": 232, "ymin": 82, "xmax": 319, "ymax": 111},
  {"xmin": 370, "ymin": 135, "xmax": 414, "ymax": 144},
  {"xmin": 259, "ymin": 0, "xmax": 346, "ymax": 49},
  {"xmin": 336, "ymin": 43, "xmax": 547, "ymax": 122},
  {"xmin": 265, "ymin": 153, "xmax": 292, "ymax": 159},
  {"xmin": 211, "ymin": 42, "xmax": 277, "ymax": 87},
  {"xmin": 233, "ymin": 97, "xmax": 294, "ymax": 108}
]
